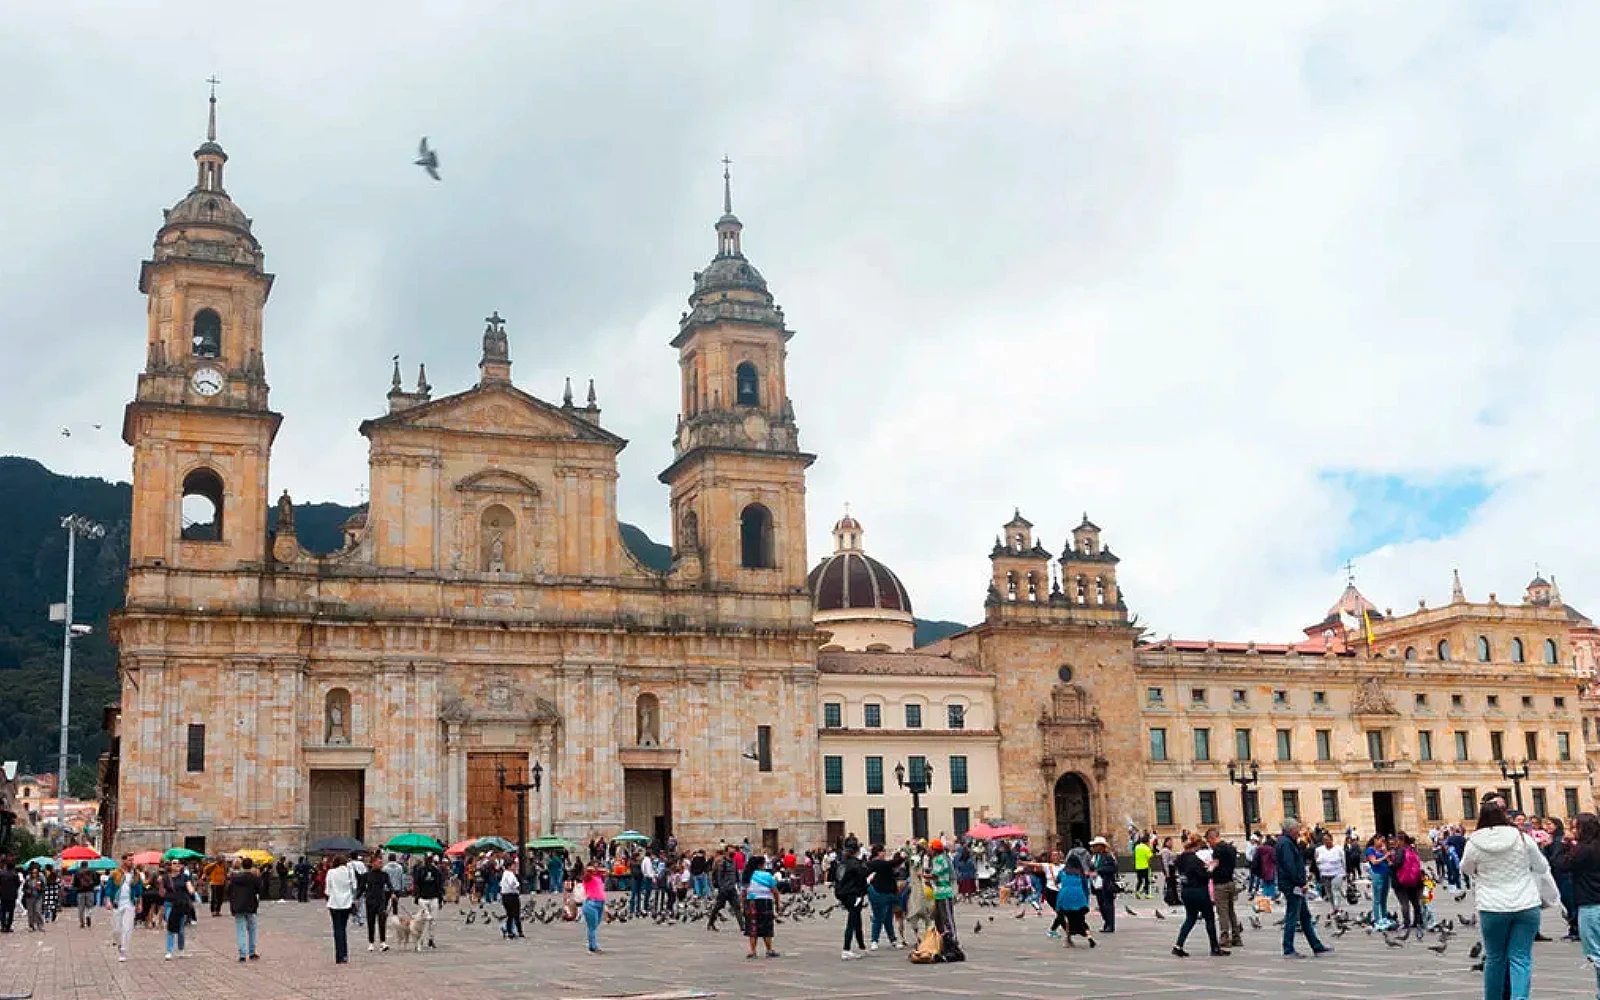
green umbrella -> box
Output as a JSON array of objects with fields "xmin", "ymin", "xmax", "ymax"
[
  {"xmin": 382, "ymin": 832, "xmax": 445, "ymax": 854},
  {"xmin": 472, "ymin": 836, "xmax": 516, "ymax": 852},
  {"xmin": 611, "ymin": 830, "xmax": 651, "ymax": 844},
  {"xmin": 526, "ymin": 836, "xmax": 577, "ymax": 850},
  {"xmin": 22, "ymin": 856, "xmax": 58, "ymax": 869},
  {"xmin": 163, "ymin": 847, "xmax": 205, "ymax": 861},
  {"xmin": 86, "ymin": 857, "xmax": 120, "ymax": 871}
]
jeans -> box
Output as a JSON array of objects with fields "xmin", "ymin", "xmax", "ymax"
[
  {"xmin": 842, "ymin": 896, "xmax": 865, "ymax": 951},
  {"xmin": 1135, "ymin": 869, "xmax": 1150, "ymax": 895},
  {"xmin": 234, "ymin": 913, "xmax": 257, "ymax": 957},
  {"xmin": 708, "ymin": 886, "xmax": 743, "ymax": 932},
  {"xmin": 1213, "ymin": 880, "xmax": 1241, "ymax": 944},
  {"xmin": 1281, "ymin": 889, "xmax": 1325, "ymax": 955},
  {"xmin": 1370, "ymin": 871, "xmax": 1391, "ymax": 926},
  {"xmin": 1095, "ymin": 888, "xmax": 1117, "ymax": 931},
  {"xmin": 1578, "ymin": 904, "xmax": 1600, "ymax": 999},
  {"xmin": 0, "ymin": 896, "xmax": 13, "ymax": 932},
  {"xmin": 549, "ymin": 863, "xmax": 565, "ymax": 894},
  {"xmin": 693, "ymin": 873, "xmax": 710, "ymax": 898},
  {"xmin": 582, "ymin": 898, "xmax": 603, "ymax": 950},
  {"xmin": 867, "ymin": 885, "xmax": 898, "ymax": 944},
  {"xmin": 1176, "ymin": 887, "xmax": 1219, "ymax": 952},
  {"xmin": 330, "ymin": 907, "xmax": 351, "ymax": 963},
  {"xmin": 79, "ymin": 893, "xmax": 95, "ymax": 926},
  {"xmin": 1478, "ymin": 906, "xmax": 1539, "ymax": 1000},
  {"xmin": 629, "ymin": 876, "xmax": 646, "ymax": 915},
  {"xmin": 166, "ymin": 921, "xmax": 186, "ymax": 954}
]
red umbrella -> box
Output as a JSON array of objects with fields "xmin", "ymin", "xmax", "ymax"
[
  {"xmin": 130, "ymin": 850, "xmax": 162, "ymax": 866},
  {"xmin": 444, "ymin": 839, "xmax": 475, "ymax": 856},
  {"xmin": 59, "ymin": 845, "xmax": 100, "ymax": 861}
]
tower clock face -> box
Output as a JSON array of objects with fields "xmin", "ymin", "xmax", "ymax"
[{"xmin": 190, "ymin": 367, "xmax": 224, "ymax": 396}]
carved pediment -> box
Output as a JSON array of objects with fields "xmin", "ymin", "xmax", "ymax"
[
  {"xmin": 440, "ymin": 678, "xmax": 561, "ymax": 726},
  {"xmin": 360, "ymin": 384, "xmax": 626, "ymax": 449},
  {"xmin": 456, "ymin": 468, "xmax": 542, "ymax": 496},
  {"xmin": 1351, "ymin": 676, "xmax": 1399, "ymax": 716}
]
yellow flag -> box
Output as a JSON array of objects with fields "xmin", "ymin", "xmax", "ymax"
[{"xmin": 1363, "ymin": 608, "xmax": 1376, "ymax": 650}]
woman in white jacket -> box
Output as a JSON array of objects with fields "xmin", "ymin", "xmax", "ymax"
[{"xmin": 1460, "ymin": 800, "xmax": 1550, "ymax": 1000}]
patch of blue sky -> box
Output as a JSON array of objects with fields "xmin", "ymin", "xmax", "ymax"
[{"xmin": 1320, "ymin": 470, "xmax": 1493, "ymax": 567}]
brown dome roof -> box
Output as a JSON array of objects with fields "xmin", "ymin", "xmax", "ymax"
[{"xmin": 808, "ymin": 551, "xmax": 912, "ymax": 614}]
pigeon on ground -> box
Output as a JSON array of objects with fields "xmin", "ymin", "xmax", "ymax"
[
  {"xmin": 1014, "ymin": 910, "xmax": 1027, "ymax": 920},
  {"xmin": 1249, "ymin": 915, "xmax": 1263, "ymax": 930},
  {"xmin": 1428, "ymin": 941, "xmax": 1448, "ymax": 955},
  {"xmin": 973, "ymin": 921, "xmax": 982, "ymax": 934},
  {"xmin": 1458, "ymin": 913, "xmax": 1477, "ymax": 926},
  {"xmin": 1469, "ymin": 942, "xmax": 1483, "ymax": 959},
  {"xmin": 1124, "ymin": 905, "xmax": 1138, "ymax": 916},
  {"xmin": 1470, "ymin": 961, "xmax": 1484, "ymax": 972},
  {"xmin": 1383, "ymin": 934, "xmax": 1405, "ymax": 948},
  {"xmin": 1154, "ymin": 909, "xmax": 1167, "ymax": 920},
  {"xmin": 415, "ymin": 137, "xmax": 440, "ymax": 180}
]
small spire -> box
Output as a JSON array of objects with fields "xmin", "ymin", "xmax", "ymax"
[
  {"xmin": 205, "ymin": 74, "xmax": 220, "ymax": 142},
  {"xmin": 416, "ymin": 363, "xmax": 430, "ymax": 395},
  {"xmin": 722, "ymin": 154, "xmax": 733, "ymax": 216},
  {"xmin": 563, "ymin": 377, "xmax": 574, "ymax": 407},
  {"xmin": 1450, "ymin": 568, "xmax": 1465, "ymax": 603},
  {"xmin": 390, "ymin": 354, "xmax": 402, "ymax": 391},
  {"xmin": 586, "ymin": 378, "xmax": 597, "ymax": 407}
]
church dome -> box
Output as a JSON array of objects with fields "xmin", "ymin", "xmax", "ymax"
[
  {"xmin": 163, "ymin": 188, "xmax": 253, "ymax": 234},
  {"xmin": 807, "ymin": 512, "xmax": 912, "ymax": 614}
]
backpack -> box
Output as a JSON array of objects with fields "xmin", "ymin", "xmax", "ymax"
[{"xmin": 1395, "ymin": 848, "xmax": 1422, "ymax": 888}]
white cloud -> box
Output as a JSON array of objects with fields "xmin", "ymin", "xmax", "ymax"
[{"xmin": 4, "ymin": 0, "xmax": 1598, "ymax": 642}]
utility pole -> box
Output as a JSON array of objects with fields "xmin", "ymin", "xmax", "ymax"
[{"xmin": 55, "ymin": 514, "xmax": 104, "ymax": 844}]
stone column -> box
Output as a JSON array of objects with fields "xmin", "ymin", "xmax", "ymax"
[
  {"xmin": 445, "ymin": 722, "xmax": 463, "ymax": 842},
  {"xmin": 538, "ymin": 725, "xmax": 555, "ymax": 835}
]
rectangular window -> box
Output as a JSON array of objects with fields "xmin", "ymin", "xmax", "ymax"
[
  {"xmin": 947, "ymin": 704, "xmax": 965, "ymax": 729},
  {"xmin": 1276, "ymin": 729, "xmax": 1292, "ymax": 761},
  {"xmin": 909, "ymin": 755, "xmax": 929, "ymax": 789},
  {"xmin": 1567, "ymin": 788, "xmax": 1582, "ymax": 818},
  {"xmin": 1559, "ymin": 732, "xmax": 1572, "ymax": 762},
  {"xmin": 1532, "ymin": 787, "xmax": 1548, "ymax": 818},
  {"xmin": 1525, "ymin": 731, "xmax": 1539, "ymax": 761},
  {"xmin": 1415, "ymin": 693, "xmax": 1429, "ymax": 708},
  {"xmin": 1311, "ymin": 690, "xmax": 1325, "ymax": 706},
  {"xmin": 1321, "ymin": 789, "xmax": 1340, "ymax": 823},
  {"xmin": 1198, "ymin": 790, "xmax": 1218, "ymax": 825},
  {"xmin": 823, "ymin": 702, "xmax": 842, "ymax": 728},
  {"xmin": 1455, "ymin": 731, "xmax": 1470, "ymax": 761},
  {"xmin": 1191, "ymin": 688, "xmax": 1207, "ymax": 704},
  {"xmin": 1424, "ymin": 788, "xmax": 1443, "ymax": 822},
  {"xmin": 1451, "ymin": 694, "xmax": 1464, "ymax": 709},
  {"xmin": 1275, "ymin": 690, "xmax": 1290, "ymax": 706},
  {"xmin": 1147, "ymin": 686, "xmax": 1165, "ymax": 705},
  {"xmin": 1194, "ymin": 727, "xmax": 1211, "ymax": 762},
  {"xmin": 757, "ymin": 725, "xmax": 773, "ymax": 772},
  {"xmin": 867, "ymin": 808, "xmax": 886, "ymax": 848},
  {"xmin": 953, "ymin": 807, "xmax": 971, "ymax": 838},
  {"xmin": 1499, "ymin": 786, "xmax": 1513, "ymax": 805},
  {"xmin": 1150, "ymin": 728, "xmax": 1168, "ymax": 761},
  {"xmin": 1488, "ymin": 695, "xmax": 1500, "ymax": 709},
  {"xmin": 1235, "ymin": 728, "xmax": 1252, "ymax": 761},
  {"xmin": 1315, "ymin": 729, "xmax": 1331, "ymax": 761},
  {"xmin": 1232, "ymin": 688, "xmax": 1247, "ymax": 705},
  {"xmin": 1490, "ymin": 731, "xmax": 1504, "ymax": 761},
  {"xmin": 1522, "ymin": 696, "xmax": 1534, "ymax": 709},
  {"xmin": 1556, "ymin": 696, "xmax": 1567, "ymax": 709},
  {"xmin": 948, "ymin": 755, "xmax": 969, "ymax": 794},
  {"xmin": 824, "ymin": 755, "xmax": 844, "ymax": 795},
  {"xmin": 1418, "ymin": 730, "xmax": 1433, "ymax": 762},
  {"xmin": 1367, "ymin": 730, "xmax": 1385, "ymax": 762},
  {"xmin": 864, "ymin": 704, "xmax": 882, "ymax": 729},
  {"xmin": 905, "ymin": 704, "xmax": 923, "ymax": 729},
  {"xmin": 1462, "ymin": 788, "xmax": 1478, "ymax": 819},
  {"xmin": 1243, "ymin": 789, "xmax": 1260, "ymax": 825},
  {"xmin": 186, "ymin": 723, "xmax": 205, "ymax": 773},
  {"xmin": 1281, "ymin": 789, "xmax": 1300, "ymax": 820},
  {"xmin": 865, "ymin": 756, "xmax": 884, "ymax": 795},
  {"xmin": 1154, "ymin": 791, "xmax": 1175, "ymax": 826}
]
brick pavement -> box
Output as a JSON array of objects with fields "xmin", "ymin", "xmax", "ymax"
[{"xmin": 4, "ymin": 892, "xmax": 1599, "ymax": 999}]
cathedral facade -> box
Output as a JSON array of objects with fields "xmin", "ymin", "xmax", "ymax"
[{"xmin": 110, "ymin": 100, "xmax": 822, "ymax": 856}]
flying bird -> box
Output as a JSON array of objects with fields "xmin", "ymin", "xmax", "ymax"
[
  {"xmin": 60, "ymin": 428, "xmax": 70, "ymax": 437},
  {"xmin": 415, "ymin": 136, "xmax": 440, "ymax": 180}
]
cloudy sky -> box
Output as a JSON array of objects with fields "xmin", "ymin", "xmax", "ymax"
[{"xmin": 4, "ymin": 0, "xmax": 1596, "ymax": 641}]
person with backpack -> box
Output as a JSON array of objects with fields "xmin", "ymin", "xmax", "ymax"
[
  {"xmin": 1249, "ymin": 834, "xmax": 1277, "ymax": 902},
  {"xmin": 835, "ymin": 849, "xmax": 868, "ymax": 959},
  {"xmin": 1389, "ymin": 832, "xmax": 1425, "ymax": 935},
  {"xmin": 71, "ymin": 862, "xmax": 98, "ymax": 927}
]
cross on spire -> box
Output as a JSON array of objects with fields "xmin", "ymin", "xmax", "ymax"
[
  {"xmin": 485, "ymin": 310, "xmax": 505, "ymax": 332},
  {"xmin": 722, "ymin": 155, "xmax": 733, "ymax": 216},
  {"xmin": 205, "ymin": 74, "xmax": 220, "ymax": 142},
  {"xmin": 1343, "ymin": 560, "xmax": 1356, "ymax": 585}
]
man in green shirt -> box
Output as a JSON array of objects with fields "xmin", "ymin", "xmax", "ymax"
[
  {"xmin": 927, "ymin": 840, "xmax": 962, "ymax": 958},
  {"xmin": 1133, "ymin": 838, "xmax": 1153, "ymax": 898}
]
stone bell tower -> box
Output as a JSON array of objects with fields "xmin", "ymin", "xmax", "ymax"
[
  {"xmin": 123, "ymin": 83, "xmax": 279, "ymax": 574},
  {"xmin": 660, "ymin": 161, "xmax": 814, "ymax": 591}
]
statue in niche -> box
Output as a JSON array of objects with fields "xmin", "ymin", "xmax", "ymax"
[
  {"xmin": 489, "ymin": 535, "xmax": 506, "ymax": 573},
  {"xmin": 325, "ymin": 688, "xmax": 351, "ymax": 745},
  {"xmin": 636, "ymin": 693, "xmax": 660, "ymax": 747},
  {"xmin": 480, "ymin": 504, "xmax": 515, "ymax": 573}
]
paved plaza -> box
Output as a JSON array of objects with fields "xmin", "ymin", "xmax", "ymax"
[{"xmin": 4, "ymin": 892, "xmax": 1600, "ymax": 1000}]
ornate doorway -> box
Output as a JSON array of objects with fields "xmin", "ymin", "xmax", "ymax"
[
  {"xmin": 309, "ymin": 769, "xmax": 364, "ymax": 843},
  {"xmin": 1054, "ymin": 772, "xmax": 1092, "ymax": 851},
  {"xmin": 466, "ymin": 752, "xmax": 524, "ymax": 839},
  {"xmin": 624, "ymin": 769, "xmax": 671, "ymax": 843}
]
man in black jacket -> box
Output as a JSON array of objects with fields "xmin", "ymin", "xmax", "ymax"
[
  {"xmin": 836, "ymin": 852, "xmax": 868, "ymax": 959},
  {"xmin": 1274, "ymin": 822, "xmax": 1330, "ymax": 958},
  {"xmin": 1206, "ymin": 829, "xmax": 1242, "ymax": 948},
  {"xmin": 228, "ymin": 858, "xmax": 263, "ymax": 962},
  {"xmin": 413, "ymin": 856, "xmax": 444, "ymax": 949},
  {"xmin": 0, "ymin": 858, "xmax": 19, "ymax": 933},
  {"xmin": 705, "ymin": 849, "xmax": 744, "ymax": 934}
]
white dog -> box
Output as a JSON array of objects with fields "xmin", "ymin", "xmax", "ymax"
[{"xmin": 389, "ymin": 911, "xmax": 422, "ymax": 952}]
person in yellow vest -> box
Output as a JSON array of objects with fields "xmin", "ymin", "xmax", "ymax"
[
  {"xmin": 1133, "ymin": 837, "xmax": 1154, "ymax": 898},
  {"xmin": 204, "ymin": 858, "xmax": 228, "ymax": 917}
]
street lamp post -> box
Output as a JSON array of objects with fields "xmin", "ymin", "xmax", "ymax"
[
  {"xmin": 894, "ymin": 760, "xmax": 935, "ymax": 842},
  {"xmin": 1227, "ymin": 759, "xmax": 1261, "ymax": 838},
  {"xmin": 54, "ymin": 514, "xmax": 104, "ymax": 845},
  {"xmin": 497, "ymin": 760, "xmax": 544, "ymax": 884},
  {"xmin": 1499, "ymin": 759, "xmax": 1530, "ymax": 814}
]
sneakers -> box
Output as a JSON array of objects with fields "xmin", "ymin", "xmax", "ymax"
[
  {"xmin": 367, "ymin": 944, "xmax": 375, "ymax": 952},
  {"xmin": 1171, "ymin": 947, "xmax": 1189, "ymax": 957},
  {"xmin": 249, "ymin": 953, "xmax": 259, "ymax": 961},
  {"xmin": 164, "ymin": 952, "xmax": 173, "ymax": 961},
  {"xmin": 1046, "ymin": 930, "xmax": 1060, "ymax": 939},
  {"xmin": 118, "ymin": 955, "xmax": 127, "ymax": 963},
  {"xmin": 868, "ymin": 941, "xmax": 879, "ymax": 951},
  {"xmin": 842, "ymin": 950, "xmax": 859, "ymax": 960},
  {"xmin": 238, "ymin": 956, "xmax": 247, "ymax": 963},
  {"xmin": 380, "ymin": 943, "xmax": 389, "ymax": 952}
]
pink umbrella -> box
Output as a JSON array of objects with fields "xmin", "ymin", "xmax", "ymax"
[
  {"xmin": 130, "ymin": 850, "xmax": 162, "ymax": 866},
  {"xmin": 966, "ymin": 823, "xmax": 1027, "ymax": 840},
  {"xmin": 445, "ymin": 839, "xmax": 476, "ymax": 856}
]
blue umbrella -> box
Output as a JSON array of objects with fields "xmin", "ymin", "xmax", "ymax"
[{"xmin": 23, "ymin": 856, "xmax": 58, "ymax": 869}]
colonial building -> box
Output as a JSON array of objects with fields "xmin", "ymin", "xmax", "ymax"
[
  {"xmin": 109, "ymin": 99, "xmax": 822, "ymax": 856},
  {"xmin": 810, "ymin": 514, "xmax": 1003, "ymax": 847}
]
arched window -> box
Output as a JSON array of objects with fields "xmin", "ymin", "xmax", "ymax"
[
  {"xmin": 735, "ymin": 361, "xmax": 760, "ymax": 407},
  {"xmin": 324, "ymin": 688, "xmax": 351, "ymax": 745},
  {"xmin": 1026, "ymin": 571, "xmax": 1038, "ymax": 601},
  {"xmin": 480, "ymin": 504, "xmax": 515, "ymax": 572},
  {"xmin": 1436, "ymin": 639, "xmax": 1451, "ymax": 661},
  {"xmin": 1404, "ymin": 646, "xmax": 1417, "ymax": 661},
  {"xmin": 1477, "ymin": 636, "xmax": 1491, "ymax": 662},
  {"xmin": 680, "ymin": 510, "xmax": 699, "ymax": 552},
  {"xmin": 192, "ymin": 308, "xmax": 221, "ymax": 357},
  {"xmin": 1511, "ymin": 638, "xmax": 1525, "ymax": 663},
  {"xmin": 1005, "ymin": 571, "xmax": 1017, "ymax": 600},
  {"xmin": 1095, "ymin": 577, "xmax": 1107, "ymax": 605},
  {"xmin": 1545, "ymin": 638, "xmax": 1559, "ymax": 665},
  {"xmin": 1075, "ymin": 575, "xmax": 1087, "ymax": 604},
  {"xmin": 180, "ymin": 468, "xmax": 224, "ymax": 540},
  {"xmin": 739, "ymin": 503, "xmax": 773, "ymax": 569},
  {"xmin": 635, "ymin": 692, "xmax": 660, "ymax": 747}
]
